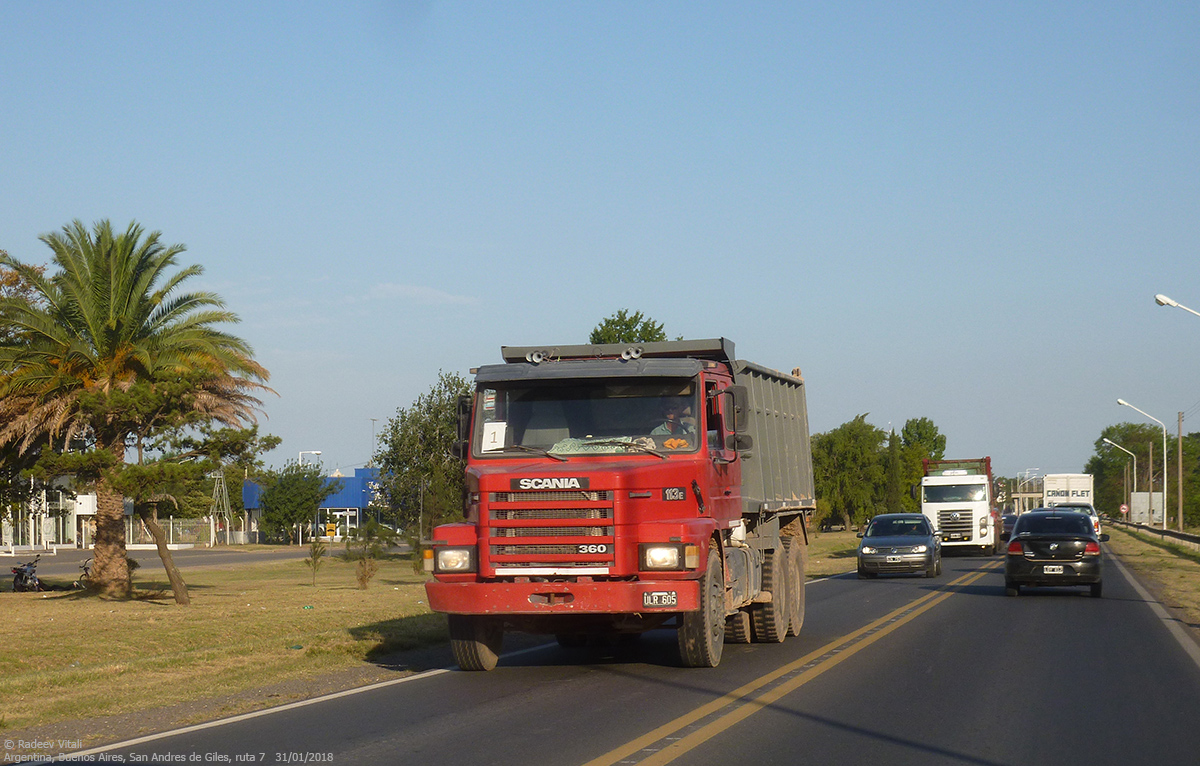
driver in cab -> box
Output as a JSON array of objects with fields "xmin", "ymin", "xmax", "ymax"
[{"xmin": 651, "ymin": 398, "xmax": 695, "ymax": 437}]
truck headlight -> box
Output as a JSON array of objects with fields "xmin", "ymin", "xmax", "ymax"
[
  {"xmin": 640, "ymin": 543, "xmax": 699, "ymax": 570},
  {"xmin": 435, "ymin": 547, "xmax": 476, "ymax": 573}
]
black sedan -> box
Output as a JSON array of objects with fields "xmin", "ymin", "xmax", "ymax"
[
  {"xmin": 1004, "ymin": 509, "xmax": 1108, "ymax": 598},
  {"xmin": 857, "ymin": 513, "xmax": 941, "ymax": 578}
]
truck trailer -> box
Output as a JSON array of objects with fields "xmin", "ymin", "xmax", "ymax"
[
  {"xmin": 918, "ymin": 457, "xmax": 1002, "ymax": 555},
  {"xmin": 424, "ymin": 338, "xmax": 815, "ymax": 670},
  {"xmin": 1042, "ymin": 473, "xmax": 1095, "ymax": 508}
]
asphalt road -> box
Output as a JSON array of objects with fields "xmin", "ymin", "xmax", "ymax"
[{"xmin": 55, "ymin": 551, "xmax": 1200, "ymax": 766}]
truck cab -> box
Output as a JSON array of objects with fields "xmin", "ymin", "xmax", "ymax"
[{"xmin": 919, "ymin": 459, "xmax": 1001, "ymax": 555}]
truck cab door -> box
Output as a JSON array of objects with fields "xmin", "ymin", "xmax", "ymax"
[{"xmin": 704, "ymin": 380, "xmax": 742, "ymax": 522}]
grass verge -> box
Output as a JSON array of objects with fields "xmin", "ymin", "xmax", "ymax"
[
  {"xmin": 805, "ymin": 530, "xmax": 859, "ymax": 578},
  {"xmin": 0, "ymin": 552, "xmax": 444, "ymax": 738}
]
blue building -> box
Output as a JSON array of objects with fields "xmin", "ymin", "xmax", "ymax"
[{"xmin": 243, "ymin": 466, "xmax": 384, "ymax": 540}]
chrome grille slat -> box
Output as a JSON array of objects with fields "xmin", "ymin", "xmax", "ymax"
[
  {"xmin": 492, "ymin": 507, "xmax": 613, "ymax": 521},
  {"xmin": 493, "ymin": 490, "xmax": 614, "ymax": 503},
  {"xmin": 494, "ymin": 526, "xmax": 611, "ymax": 537}
]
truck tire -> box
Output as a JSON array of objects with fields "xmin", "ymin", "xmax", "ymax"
[
  {"xmin": 448, "ymin": 614, "xmax": 504, "ymax": 671},
  {"xmin": 751, "ymin": 548, "xmax": 789, "ymax": 643},
  {"xmin": 783, "ymin": 537, "xmax": 805, "ymax": 637},
  {"xmin": 725, "ymin": 610, "xmax": 752, "ymax": 644},
  {"xmin": 678, "ymin": 547, "xmax": 726, "ymax": 667}
]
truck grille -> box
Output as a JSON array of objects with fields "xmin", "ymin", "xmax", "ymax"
[
  {"xmin": 485, "ymin": 492, "xmax": 616, "ymax": 572},
  {"xmin": 938, "ymin": 509, "xmax": 975, "ymax": 538}
]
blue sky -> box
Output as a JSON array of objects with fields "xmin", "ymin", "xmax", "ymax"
[{"xmin": 3, "ymin": 2, "xmax": 1198, "ymax": 479}]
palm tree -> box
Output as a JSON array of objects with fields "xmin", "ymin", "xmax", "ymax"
[{"xmin": 0, "ymin": 219, "xmax": 269, "ymax": 597}]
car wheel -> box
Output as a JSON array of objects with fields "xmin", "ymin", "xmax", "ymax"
[
  {"xmin": 925, "ymin": 560, "xmax": 938, "ymax": 578},
  {"xmin": 1005, "ymin": 581, "xmax": 1020, "ymax": 597},
  {"xmin": 1090, "ymin": 581, "xmax": 1103, "ymax": 599},
  {"xmin": 935, "ymin": 557, "xmax": 942, "ymax": 577}
]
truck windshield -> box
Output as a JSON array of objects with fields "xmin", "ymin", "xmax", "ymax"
[
  {"xmin": 923, "ymin": 485, "xmax": 987, "ymax": 503},
  {"xmin": 474, "ymin": 380, "xmax": 700, "ymax": 457}
]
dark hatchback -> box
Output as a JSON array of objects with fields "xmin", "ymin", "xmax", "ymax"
[{"xmin": 1005, "ymin": 509, "xmax": 1108, "ymax": 598}]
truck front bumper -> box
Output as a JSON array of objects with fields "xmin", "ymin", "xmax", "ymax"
[{"xmin": 425, "ymin": 579, "xmax": 701, "ymax": 615}]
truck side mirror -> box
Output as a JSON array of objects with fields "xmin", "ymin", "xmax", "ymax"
[
  {"xmin": 727, "ymin": 385, "xmax": 751, "ymax": 434},
  {"xmin": 910, "ymin": 484, "xmax": 920, "ymax": 501},
  {"xmin": 451, "ymin": 394, "xmax": 472, "ymax": 459}
]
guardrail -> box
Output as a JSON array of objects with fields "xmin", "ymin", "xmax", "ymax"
[{"xmin": 1108, "ymin": 518, "xmax": 1200, "ymax": 553}]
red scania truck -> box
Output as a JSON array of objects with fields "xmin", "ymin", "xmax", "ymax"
[{"xmin": 424, "ymin": 338, "xmax": 815, "ymax": 670}]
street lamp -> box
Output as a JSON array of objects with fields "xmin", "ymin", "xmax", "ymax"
[
  {"xmin": 1155, "ymin": 294, "xmax": 1200, "ymax": 319},
  {"xmin": 1117, "ymin": 399, "xmax": 1167, "ymax": 530},
  {"xmin": 1102, "ymin": 438, "xmax": 1136, "ymax": 513},
  {"xmin": 297, "ymin": 451, "xmax": 323, "ymax": 545}
]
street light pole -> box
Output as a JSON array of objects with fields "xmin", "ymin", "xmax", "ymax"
[
  {"xmin": 1102, "ymin": 438, "xmax": 1136, "ymax": 514},
  {"xmin": 297, "ymin": 451, "xmax": 323, "ymax": 545},
  {"xmin": 1117, "ymin": 399, "xmax": 1168, "ymax": 530},
  {"xmin": 1155, "ymin": 294, "xmax": 1200, "ymax": 319}
]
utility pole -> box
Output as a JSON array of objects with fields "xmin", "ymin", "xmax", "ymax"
[{"xmin": 1179, "ymin": 412, "xmax": 1185, "ymax": 532}]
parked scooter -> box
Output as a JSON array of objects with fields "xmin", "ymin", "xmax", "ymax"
[{"xmin": 12, "ymin": 555, "xmax": 45, "ymax": 592}]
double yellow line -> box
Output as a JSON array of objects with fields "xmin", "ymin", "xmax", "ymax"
[{"xmin": 583, "ymin": 562, "xmax": 1002, "ymax": 766}]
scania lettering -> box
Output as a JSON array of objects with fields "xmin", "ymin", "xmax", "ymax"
[
  {"xmin": 424, "ymin": 338, "xmax": 816, "ymax": 669},
  {"xmin": 517, "ymin": 477, "xmax": 587, "ymax": 490}
]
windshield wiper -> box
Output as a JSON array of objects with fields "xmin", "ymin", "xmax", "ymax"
[
  {"xmin": 497, "ymin": 444, "xmax": 568, "ymax": 462},
  {"xmin": 580, "ymin": 439, "xmax": 669, "ymax": 460}
]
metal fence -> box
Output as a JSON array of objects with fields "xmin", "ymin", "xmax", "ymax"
[{"xmin": 1109, "ymin": 519, "xmax": 1200, "ymax": 553}]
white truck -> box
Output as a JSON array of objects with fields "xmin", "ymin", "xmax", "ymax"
[
  {"xmin": 1043, "ymin": 473, "xmax": 1095, "ymax": 508},
  {"xmin": 1043, "ymin": 473, "xmax": 1100, "ymax": 533},
  {"xmin": 918, "ymin": 457, "xmax": 1002, "ymax": 555}
]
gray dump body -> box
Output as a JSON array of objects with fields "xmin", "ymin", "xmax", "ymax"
[{"xmin": 733, "ymin": 360, "xmax": 815, "ymax": 517}]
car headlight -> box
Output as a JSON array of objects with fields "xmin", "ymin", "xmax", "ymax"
[
  {"xmin": 435, "ymin": 547, "xmax": 476, "ymax": 573},
  {"xmin": 640, "ymin": 543, "xmax": 699, "ymax": 570},
  {"xmin": 911, "ymin": 544, "xmax": 928, "ymax": 553},
  {"xmin": 860, "ymin": 545, "xmax": 877, "ymax": 555}
]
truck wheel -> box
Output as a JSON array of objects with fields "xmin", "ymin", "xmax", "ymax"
[
  {"xmin": 751, "ymin": 547, "xmax": 789, "ymax": 643},
  {"xmin": 448, "ymin": 614, "xmax": 504, "ymax": 671},
  {"xmin": 725, "ymin": 610, "xmax": 752, "ymax": 644},
  {"xmin": 783, "ymin": 537, "xmax": 805, "ymax": 637},
  {"xmin": 678, "ymin": 547, "xmax": 725, "ymax": 667}
]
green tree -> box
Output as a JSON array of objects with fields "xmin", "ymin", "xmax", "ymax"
[
  {"xmin": 1086, "ymin": 422, "xmax": 1200, "ymax": 527},
  {"xmin": 812, "ymin": 414, "xmax": 887, "ymax": 528},
  {"xmin": 374, "ymin": 370, "xmax": 469, "ymax": 545},
  {"xmin": 589, "ymin": 309, "xmax": 668, "ymax": 344},
  {"xmin": 0, "ymin": 220, "xmax": 269, "ymax": 597},
  {"xmin": 885, "ymin": 429, "xmax": 903, "ymax": 513},
  {"xmin": 258, "ymin": 460, "xmax": 342, "ymax": 544},
  {"xmin": 898, "ymin": 417, "xmax": 946, "ymax": 511},
  {"xmin": 901, "ymin": 417, "xmax": 946, "ymax": 461}
]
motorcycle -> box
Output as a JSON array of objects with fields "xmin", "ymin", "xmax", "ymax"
[{"xmin": 12, "ymin": 555, "xmax": 45, "ymax": 592}]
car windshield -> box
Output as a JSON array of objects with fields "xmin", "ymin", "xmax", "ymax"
[
  {"xmin": 473, "ymin": 380, "xmax": 700, "ymax": 457},
  {"xmin": 1016, "ymin": 515, "xmax": 1092, "ymax": 535},
  {"xmin": 923, "ymin": 484, "xmax": 987, "ymax": 502},
  {"xmin": 865, "ymin": 518, "xmax": 930, "ymax": 537}
]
